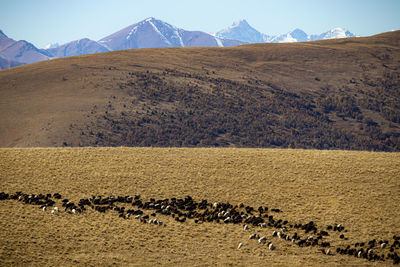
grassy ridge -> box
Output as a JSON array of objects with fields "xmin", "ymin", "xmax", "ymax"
[
  {"xmin": 1, "ymin": 148, "xmax": 399, "ymax": 265},
  {"xmin": 0, "ymin": 31, "xmax": 399, "ymax": 150}
]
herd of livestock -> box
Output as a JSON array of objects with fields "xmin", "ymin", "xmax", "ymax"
[{"xmin": 0, "ymin": 191, "xmax": 399, "ymax": 264}]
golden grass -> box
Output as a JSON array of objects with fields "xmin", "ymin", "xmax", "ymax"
[{"xmin": 1, "ymin": 147, "xmax": 399, "ymax": 266}]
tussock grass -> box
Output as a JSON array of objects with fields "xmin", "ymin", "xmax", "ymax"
[{"xmin": 0, "ymin": 147, "xmax": 399, "ymax": 266}]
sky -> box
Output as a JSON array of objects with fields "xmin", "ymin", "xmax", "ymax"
[{"xmin": 0, "ymin": 0, "xmax": 399, "ymax": 48}]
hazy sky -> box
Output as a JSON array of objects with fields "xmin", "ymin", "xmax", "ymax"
[{"xmin": 1, "ymin": 0, "xmax": 399, "ymax": 48}]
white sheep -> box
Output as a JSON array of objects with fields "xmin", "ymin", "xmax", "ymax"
[
  {"xmin": 268, "ymin": 243, "xmax": 275, "ymax": 250},
  {"xmin": 277, "ymin": 232, "xmax": 282, "ymax": 239},
  {"xmin": 249, "ymin": 233, "xmax": 258, "ymax": 239},
  {"xmin": 51, "ymin": 207, "xmax": 59, "ymax": 215},
  {"xmin": 238, "ymin": 243, "xmax": 243, "ymax": 249}
]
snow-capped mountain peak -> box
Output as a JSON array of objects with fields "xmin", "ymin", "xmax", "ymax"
[
  {"xmin": 231, "ymin": 19, "xmax": 250, "ymax": 28},
  {"xmin": 99, "ymin": 17, "xmax": 186, "ymax": 50},
  {"xmin": 98, "ymin": 17, "xmax": 246, "ymax": 51},
  {"xmin": 45, "ymin": 38, "xmax": 109, "ymax": 58},
  {"xmin": 216, "ymin": 20, "xmax": 358, "ymax": 43},
  {"xmin": 321, "ymin": 27, "xmax": 356, "ymax": 39},
  {"xmin": 269, "ymin": 28, "xmax": 309, "ymax": 43},
  {"xmin": 290, "ymin": 28, "xmax": 309, "ymax": 41},
  {"xmin": 309, "ymin": 27, "xmax": 357, "ymax": 41},
  {"xmin": 216, "ymin": 19, "xmax": 266, "ymax": 43}
]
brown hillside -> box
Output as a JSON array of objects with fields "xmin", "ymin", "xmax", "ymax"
[{"xmin": 0, "ymin": 31, "xmax": 399, "ymax": 150}]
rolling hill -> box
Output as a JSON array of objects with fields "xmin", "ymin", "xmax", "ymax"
[{"xmin": 0, "ymin": 31, "xmax": 399, "ymax": 150}]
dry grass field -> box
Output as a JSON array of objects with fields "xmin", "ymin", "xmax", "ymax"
[{"xmin": 1, "ymin": 147, "xmax": 399, "ymax": 266}]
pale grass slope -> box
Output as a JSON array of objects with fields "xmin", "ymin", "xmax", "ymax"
[{"xmin": 0, "ymin": 148, "xmax": 399, "ymax": 266}]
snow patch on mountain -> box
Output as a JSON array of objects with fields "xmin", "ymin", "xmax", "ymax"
[
  {"xmin": 148, "ymin": 18, "xmax": 172, "ymax": 45},
  {"xmin": 321, "ymin": 27, "xmax": 356, "ymax": 39},
  {"xmin": 214, "ymin": 37, "xmax": 224, "ymax": 47},
  {"xmin": 270, "ymin": 29, "xmax": 309, "ymax": 43},
  {"xmin": 262, "ymin": 34, "xmax": 273, "ymax": 42},
  {"xmin": 172, "ymin": 25, "xmax": 184, "ymax": 47},
  {"xmin": 326, "ymin": 27, "xmax": 348, "ymax": 38},
  {"xmin": 126, "ymin": 26, "xmax": 138, "ymax": 40},
  {"xmin": 309, "ymin": 27, "xmax": 357, "ymax": 41},
  {"xmin": 44, "ymin": 43, "xmax": 59, "ymax": 49}
]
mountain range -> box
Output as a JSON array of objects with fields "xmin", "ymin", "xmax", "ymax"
[
  {"xmin": 215, "ymin": 19, "xmax": 357, "ymax": 43},
  {"xmin": 0, "ymin": 30, "xmax": 51, "ymax": 68},
  {"xmin": 98, "ymin": 17, "xmax": 245, "ymax": 51},
  {"xmin": 0, "ymin": 17, "xmax": 358, "ymax": 69}
]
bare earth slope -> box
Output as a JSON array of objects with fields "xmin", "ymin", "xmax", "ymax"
[
  {"xmin": 0, "ymin": 31, "xmax": 399, "ymax": 150},
  {"xmin": 0, "ymin": 148, "xmax": 399, "ymax": 266}
]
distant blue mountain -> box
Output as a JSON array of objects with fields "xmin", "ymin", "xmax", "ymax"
[
  {"xmin": 0, "ymin": 18, "xmax": 359, "ymax": 70},
  {"xmin": 216, "ymin": 20, "xmax": 358, "ymax": 43}
]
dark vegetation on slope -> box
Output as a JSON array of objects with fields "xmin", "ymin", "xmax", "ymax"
[{"xmin": 76, "ymin": 68, "xmax": 400, "ymax": 151}]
